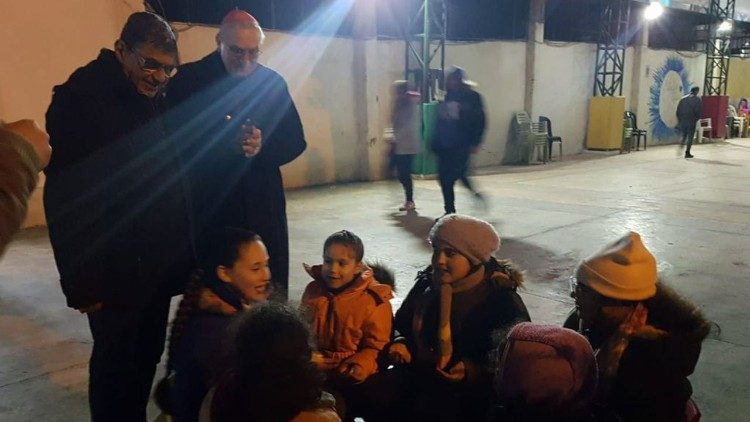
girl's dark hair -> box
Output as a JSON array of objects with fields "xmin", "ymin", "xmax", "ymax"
[
  {"xmin": 200, "ymin": 227, "xmax": 261, "ymax": 273},
  {"xmin": 324, "ymin": 230, "xmax": 364, "ymax": 262},
  {"xmin": 210, "ymin": 302, "xmax": 325, "ymax": 422},
  {"xmin": 120, "ymin": 11, "xmax": 177, "ymax": 54},
  {"xmin": 154, "ymin": 227, "xmax": 261, "ymax": 412}
]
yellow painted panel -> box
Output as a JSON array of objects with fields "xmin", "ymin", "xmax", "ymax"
[{"xmin": 586, "ymin": 96, "xmax": 626, "ymax": 150}]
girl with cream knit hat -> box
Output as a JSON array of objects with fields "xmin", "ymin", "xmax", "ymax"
[
  {"xmin": 565, "ymin": 232, "xmax": 710, "ymax": 421},
  {"xmin": 366, "ymin": 214, "xmax": 530, "ymax": 421}
]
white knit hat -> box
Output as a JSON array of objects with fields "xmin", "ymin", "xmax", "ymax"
[{"xmin": 576, "ymin": 232, "xmax": 657, "ymax": 301}]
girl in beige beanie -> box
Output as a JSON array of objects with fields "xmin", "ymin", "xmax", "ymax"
[{"xmin": 565, "ymin": 232, "xmax": 710, "ymax": 421}]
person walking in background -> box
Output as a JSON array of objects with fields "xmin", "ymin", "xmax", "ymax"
[
  {"xmin": 676, "ymin": 86, "xmax": 702, "ymax": 158},
  {"xmin": 390, "ymin": 81, "xmax": 421, "ymax": 212},
  {"xmin": 432, "ymin": 67, "xmax": 486, "ymax": 217}
]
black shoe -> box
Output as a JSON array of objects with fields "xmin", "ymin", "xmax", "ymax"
[{"xmin": 685, "ymin": 152, "xmax": 694, "ymax": 158}]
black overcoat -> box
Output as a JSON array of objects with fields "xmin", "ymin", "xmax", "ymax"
[
  {"xmin": 44, "ymin": 49, "xmax": 193, "ymax": 309},
  {"xmin": 167, "ymin": 51, "xmax": 306, "ymax": 295}
]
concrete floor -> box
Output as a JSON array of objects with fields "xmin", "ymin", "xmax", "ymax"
[{"xmin": 1, "ymin": 140, "xmax": 749, "ymax": 421}]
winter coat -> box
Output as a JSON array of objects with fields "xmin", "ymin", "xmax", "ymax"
[
  {"xmin": 199, "ymin": 387, "xmax": 341, "ymax": 422},
  {"xmin": 564, "ymin": 283, "xmax": 710, "ymax": 421},
  {"xmin": 431, "ymin": 87, "xmax": 486, "ymax": 152},
  {"xmin": 0, "ymin": 127, "xmax": 40, "ymax": 257},
  {"xmin": 384, "ymin": 259, "xmax": 530, "ymax": 421},
  {"xmin": 44, "ymin": 49, "xmax": 193, "ymax": 309},
  {"xmin": 301, "ymin": 264, "xmax": 393, "ymax": 378},
  {"xmin": 394, "ymin": 258, "xmax": 530, "ymax": 384},
  {"xmin": 167, "ymin": 51, "xmax": 306, "ymax": 295},
  {"xmin": 392, "ymin": 101, "xmax": 421, "ymax": 155},
  {"xmin": 171, "ymin": 277, "xmax": 246, "ymax": 422},
  {"xmin": 676, "ymin": 94, "xmax": 702, "ymax": 127}
]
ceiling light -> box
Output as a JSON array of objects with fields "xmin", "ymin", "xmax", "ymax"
[{"xmin": 644, "ymin": 2, "xmax": 664, "ymax": 21}]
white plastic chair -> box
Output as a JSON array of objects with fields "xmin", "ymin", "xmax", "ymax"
[{"xmin": 695, "ymin": 118, "xmax": 712, "ymax": 143}]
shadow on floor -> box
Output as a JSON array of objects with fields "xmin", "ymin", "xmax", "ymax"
[
  {"xmin": 388, "ymin": 211, "xmax": 434, "ymax": 250},
  {"xmin": 689, "ymin": 158, "xmax": 743, "ymax": 167}
]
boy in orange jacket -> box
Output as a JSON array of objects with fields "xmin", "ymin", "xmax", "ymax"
[{"xmin": 301, "ymin": 230, "xmax": 393, "ymax": 418}]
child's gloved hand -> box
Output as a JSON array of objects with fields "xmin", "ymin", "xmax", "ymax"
[
  {"xmin": 338, "ymin": 362, "xmax": 366, "ymax": 383},
  {"xmin": 387, "ymin": 342, "xmax": 412, "ymax": 364},
  {"xmin": 311, "ymin": 351, "xmax": 340, "ymax": 370}
]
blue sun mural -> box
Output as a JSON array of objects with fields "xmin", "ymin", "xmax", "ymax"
[{"xmin": 648, "ymin": 57, "xmax": 692, "ymax": 142}]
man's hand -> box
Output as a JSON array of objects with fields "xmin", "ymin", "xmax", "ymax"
[
  {"xmin": 3, "ymin": 119, "xmax": 51, "ymax": 169},
  {"xmin": 387, "ymin": 342, "xmax": 412, "ymax": 364},
  {"xmin": 437, "ymin": 360, "xmax": 465, "ymax": 382},
  {"xmin": 77, "ymin": 302, "xmax": 103, "ymax": 314},
  {"xmin": 241, "ymin": 126, "xmax": 262, "ymax": 157}
]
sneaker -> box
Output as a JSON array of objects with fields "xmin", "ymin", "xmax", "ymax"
[
  {"xmin": 399, "ymin": 201, "xmax": 416, "ymax": 211},
  {"xmin": 685, "ymin": 152, "xmax": 694, "ymax": 158}
]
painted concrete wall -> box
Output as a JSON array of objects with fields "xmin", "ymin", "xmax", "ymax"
[
  {"xmin": 444, "ymin": 41, "xmax": 527, "ymax": 167},
  {"xmin": 728, "ymin": 58, "xmax": 750, "ymax": 106},
  {"xmin": 4, "ymin": 5, "xmax": 719, "ymax": 227},
  {"xmin": 0, "ymin": 0, "xmax": 144, "ymax": 227},
  {"xmin": 632, "ymin": 49, "xmax": 706, "ymax": 144},
  {"xmin": 531, "ymin": 42, "xmax": 597, "ymax": 155}
]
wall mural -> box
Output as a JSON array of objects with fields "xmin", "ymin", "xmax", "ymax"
[{"xmin": 648, "ymin": 56, "xmax": 692, "ymax": 141}]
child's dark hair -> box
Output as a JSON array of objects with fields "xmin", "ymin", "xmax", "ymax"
[
  {"xmin": 200, "ymin": 227, "xmax": 261, "ymax": 273},
  {"xmin": 324, "ymin": 230, "xmax": 364, "ymax": 262},
  {"xmin": 154, "ymin": 227, "xmax": 260, "ymax": 412},
  {"xmin": 210, "ymin": 302, "xmax": 325, "ymax": 422}
]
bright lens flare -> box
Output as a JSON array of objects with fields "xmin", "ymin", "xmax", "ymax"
[
  {"xmin": 644, "ymin": 2, "xmax": 664, "ymax": 21},
  {"xmin": 718, "ymin": 20, "xmax": 733, "ymax": 32}
]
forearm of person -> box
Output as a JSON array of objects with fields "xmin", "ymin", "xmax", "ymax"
[{"xmin": 0, "ymin": 129, "xmax": 40, "ymax": 257}]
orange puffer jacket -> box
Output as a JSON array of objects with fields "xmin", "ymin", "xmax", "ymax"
[{"xmin": 301, "ymin": 264, "xmax": 393, "ymax": 378}]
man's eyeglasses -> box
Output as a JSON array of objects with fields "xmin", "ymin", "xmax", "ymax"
[
  {"xmin": 226, "ymin": 45, "xmax": 261, "ymax": 60},
  {"xmin": 130, "ymin": 47, "xmax": 178, "ymax": 78}
]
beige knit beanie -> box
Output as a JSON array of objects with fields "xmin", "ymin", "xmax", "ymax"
[
  {"xmin": 576, "ymin": 232, "xmax": 657, "ymax": 301},
  {"xmin": 428, "ymin": 214, "xmax": 500, "ymax": 265}
]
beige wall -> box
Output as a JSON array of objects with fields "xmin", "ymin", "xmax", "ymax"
[
  {"xmin": 1, "ymin": 0, "xmax": 144, "ymax": 227},
  {"xmin": 7, "ymin": 4, "xmax": 722, "ymax": 228},
  {"xmin": 728, "ymin": 58, "xmax": 750, "ymax": 106}
]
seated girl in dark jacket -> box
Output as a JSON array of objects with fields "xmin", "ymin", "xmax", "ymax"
[
  {"xmin": 370, "ymin": 214, "xmax": 530, "ymax": 421},
  {"xmin": 155, "ymin": 227, "xmax": 273, "ymax": 422},
  {"xmin": 565, "ymin": 232, "xmax": 710, "ymax": 421}
]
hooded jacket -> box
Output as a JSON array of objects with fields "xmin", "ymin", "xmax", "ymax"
[
  {"xmin": 676, "ymin": 93, "xmax": 702, "ymax": 127},
  {"xmin": 301, "ymin": 264, "xmax": 393, "ymax": 378},
  {"xmin": 564, "ymin": 282, "xmax": 710, "ymax": 421},
  {"xmin": 0, "ymin": 128, "xmax": 40, "ymax": 257},
  {"xmin": 394, "ymin": 258, "xmax": 530, "ymax": 384},
  {"xmin": 171, "ymin": 274, "xmax": 246, "ymax": 422},
  {"xmin": 44, "ymin": 49, "xmax": 192, "ymax": 309}
]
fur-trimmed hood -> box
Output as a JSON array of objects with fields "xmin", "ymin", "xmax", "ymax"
[
  {"xmin": 639, "ymin": 282, "xmax": 711, "ymax": 344},
  {"xmin": 415, "ymin": 256, "xmax": 525, "ymax": 291}
]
